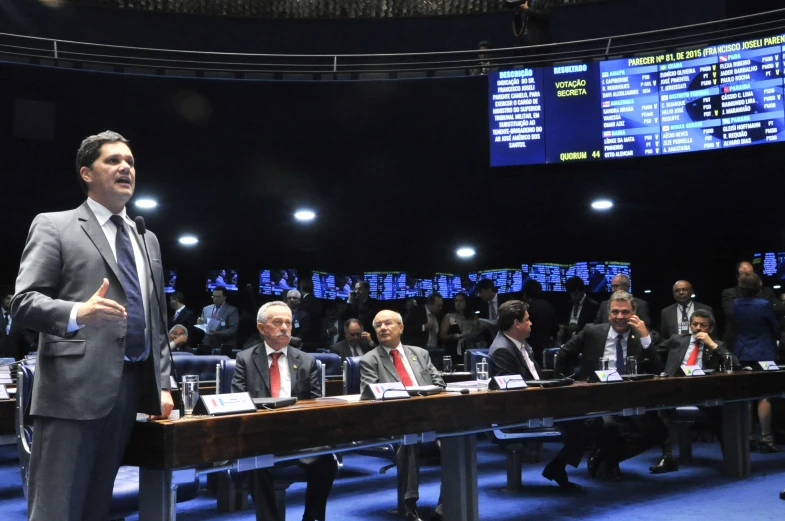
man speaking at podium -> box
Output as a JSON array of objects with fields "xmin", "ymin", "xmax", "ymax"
[{"xmin": 11, "ymin": 131, "xmax": 173, "ymax": 521}]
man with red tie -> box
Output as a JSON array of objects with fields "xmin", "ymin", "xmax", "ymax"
[
  {"xmin": 232, "ymin": 301, "xmax": 336, "ymax": 521},
  {"xmin": 650, "ymin": 308, "xmax": 732, "ymax": 474},
  {"xmin": 360, "ymin": 310, "xmax": 445, "ymax": 521}
]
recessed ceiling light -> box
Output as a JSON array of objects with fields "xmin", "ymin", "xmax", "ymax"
[
  {"xmin": 134, "ymin": 198, "xmax": 157, "ymax": 209},
  {"xmin": 643, "ymin": 289, "xmax": 652, "ymax": 294},
  {"xmin": 294, "ymin": 209, "xmax": 316, "ymax": 222},
  {"xmin": 456, "ymin": 247, "xmax": 476, "ymax": 258},
  {"xmin": 691, "ymin": 294, "xmax": 696, "ymax": 298},
  {"xmin": 591, "ymin": 199, "xmax": 613, "ymax": 210},
  {"xmin": 774, "ymin": 285, "xmax": 782, "ymax": 290},
  {"xmin": 178, "ymin": 236, "xmax": 198, "ymax": 246}
]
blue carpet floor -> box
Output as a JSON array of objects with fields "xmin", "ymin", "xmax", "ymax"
[{"xmin": 1, "ymin": 439, "xmax": 784, "ymax": 520}]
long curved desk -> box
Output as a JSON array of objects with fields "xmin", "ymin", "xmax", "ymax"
[{"xmin": 124, "ymin": 371, "xmax": 785, "ymax": 521}]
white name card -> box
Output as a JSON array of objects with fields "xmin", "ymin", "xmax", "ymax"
[
  {"xmin": 680, "ymin": 365, "xmax": 705, "ymax": 376},
  {"xmin": 201, "ymin": 392, "xmax": 257, "ymax": 416},
  {"xmin": 367, "ymin": 382, "xmax": 410, "ymax": 401},
  {"xmin": 0, "ymin": 385, "xmax": 8, "ymax": 400},
  {"xmin": 758, "ymin": 361, "xmax": 780, "ymax": 371},
  {"xmin": 492, "ymin": 375, "xmax": 528, "ymax": 390},
  {"xmin": 593, "ymin": 370, "xmax": 623, "ymax": 382}
]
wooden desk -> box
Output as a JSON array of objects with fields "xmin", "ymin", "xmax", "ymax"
[{"xmin": 124, "ymin": 371, "xmax": 785, "ymax": 521}]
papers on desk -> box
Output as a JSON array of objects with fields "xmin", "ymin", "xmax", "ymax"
[
  {"xmin": 406, "ymin": 385, "xmax": 443, "ymax": 396},
  {"xmin": 329, "ymin": 394, "xmax": 362, "ymax": 402},
  {"xmin": 0, "ymin": 385, "xmax": 8, "ymax": 400},
  {"xmin": 446, "ymin": 380, "xmax": 487, "ymax": 391}
]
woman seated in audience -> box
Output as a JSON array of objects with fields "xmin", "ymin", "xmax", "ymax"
[
  {"xmin": 440, "ymin": 292, "xmax": 486, "ymax": 363},
  {"xmin": 733, "ymin": 272, "xmax": 780, "ymax": 453}
]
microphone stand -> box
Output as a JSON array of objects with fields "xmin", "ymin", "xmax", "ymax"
[{"xmin": 134, "ymin": 216, "xmax": 184, "ymax": 417}]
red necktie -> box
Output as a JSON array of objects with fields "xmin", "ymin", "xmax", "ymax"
[
  {"xmin": 390, "ymin": 349, "xmax": 413, "ymax": 386},
  {"xmin": 270, "ymin": 352, "xmax": 282, "ymax": 398},
  {"xmin": 211, "ymin": 306, "xmax": 219, "ymax": 319},
  {"xmin": 686, "ymin": 341, "xmax": 700, "ymax": 366}
]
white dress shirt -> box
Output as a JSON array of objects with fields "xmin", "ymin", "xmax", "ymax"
[
  {"xmin": 383, "ymin": 343, "xmax": 418, "ymax": 385},
  {"xmin": 681, "ymin": 335, "xmax": 703, "ymax": 368},
  {"xmin": 173, "ymin": 305, "xmax": 185, "ymax": 321},
  {"xmin": 68, "ymin": 198, "xmax": 151, "ymax": 348},
  {"xmin": 423, "ymin": 307, "xmax": 439, "ymax": 347},
  {"xmin": 569, "ymin": 295, "xmax": 586, "ymax": 326},
  {"xmin": 503, "ymin": 333, "xmax": 540, "ymax": 380},
  {"xmin": 265, "ymin": 344, "xmax": 292, "ymax": 398},
  {"xmin": 604, "ymin": 327, "xmax": 652, "ymax": 366},
  {"xmin": 676, "ymin": 302, "xmax": 694, "ymax": 334}
]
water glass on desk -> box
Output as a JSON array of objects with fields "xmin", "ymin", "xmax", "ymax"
[
  {"xmin": 598, "ymin": 357, "xmax": 610, "ymax": 371},
  {"xmin": 626, "ymin": 357, "xmax": 638, "ymax": 375},
  {"xmin": 476, "ymin": 360, "xmax": 489, "ymax": 381},
  {"xmin": 182, "ymin": 375, "xmax": 199, "ymax": 416},
  {"xmin": 442, "ymin": 356, "xmax": 453, "ymax": 373}
]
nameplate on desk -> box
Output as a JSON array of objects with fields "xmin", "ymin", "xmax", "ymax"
[
  {"xmin": 678, "ymin": 365, "xmax": 705, "ymax": 377},
  {"xmin": 361, "ymin": 382, "xmax": 410, "ymax": 401},
  {"xmin": 0, "ymin": 385, "xmax": 8, "ymax": 400},
  {"xmin": 756, "ymin": 361, "xmax": 780, "ymax": 371},
  {"xmin": 489, "ymin": 376, "xmax": 528, "ymax": 390},
  {"xmin": 590, "ymin": 370, "xmax": 623, "ymax": 383},
  {"xmin": 200, "ymin": 392, "xmax": 256, "ymax": 416}
]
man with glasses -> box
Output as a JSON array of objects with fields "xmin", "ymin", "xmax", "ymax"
[
  {"xmin": 650, "ymin": 309, "xmax": 732, "ymax": 473},
  {"xmin": 342, "ymin": 280, "xmax": 380, "ymax": 343},
  {"xmin": 659, "ymin": 280, "xmax": 712, "ymax": 339},
  {"xmin": 594, "ymin": 274, "xmax": 651, "ymax": 328},
  {"xmin": 198, "ymin": 285, "xmax": 239, "ymax": 350},
  {"xmin": 330, "ymin": 318, "xmax": 374, "ymax": 359},
  {"xmin": 360, "ymin": 310, "xmax": 445, "ymax": 521}
]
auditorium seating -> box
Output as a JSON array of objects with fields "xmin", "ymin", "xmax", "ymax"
[
  {"xmin": 342, "ymin": 356, "xmax": 363, "ymax": 395},
  {"xmin": 174, "ymin": 354, "xmax": 229, "ymax": 383},
  {"xmin": 466, "ymin": 349, "xmax": 493, "ymax": 379},
  {"xmin": 15, "ymin": 363, "xmax": 199, "ymax": 517},
  {"xmin": 312, "ymin": 352, "xmax": 342, "ymax": 376}
]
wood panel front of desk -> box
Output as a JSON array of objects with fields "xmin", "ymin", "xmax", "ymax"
[
  {"xmin": 0, "ymin": 399, "xmax": 15, "ymax": 435},
  {"xmin": 124, "ymin": 372, "xmax": 785, "ymax": 470}
]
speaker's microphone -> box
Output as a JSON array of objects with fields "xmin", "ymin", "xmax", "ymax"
[
  {"xmin": 444, "ymin": 388, "xmax": 470, "ymax": 394},
  {"xmin": 135, "ymin": 216, "xmax": 184, "ymax": 417}
]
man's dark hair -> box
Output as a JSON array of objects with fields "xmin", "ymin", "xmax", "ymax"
[
  {"xmin": 426, "ymin": 292, "xmax": 443, "ymax": 305},
  {"xmin": 497, "ymin": 300, "xmax": 528, "ymax": 332},
  {"xmin": 343, "ymin": 318, "xmax": 363, "ymax": 333},
  {"xmin": 300, "ymin": 278, "xmax": 314, "ymax": 293},
  {"xmin": 75, "ymin": 131, "xmax": 129, "ymax": 195},
  {"xmin": 478, "ymin": 40, "xmax": 491, "ymax": 49},
  {"xmin": 523, "ymin": 279, "xmax": 543, "ymax": 298},
  {"xmin": 690, "ymin": 308, "xmax": 715, "ymax": 328},
  {"xmin": 476, "ymin": 279, "xmax": 497, "ymax": 293},
  {"xmin": 213, "ymin": 286, "xmax": 228, "ymax": 297},
  {"xmin": 738, "ymin": 272, "xmax": 762, "ymax": 298},
  {"xmin": 565, "ymin": 276, "xmax": 585, "ymax": 293},
  {"xmin": 171, "ymin": 291, "xmax": 185, "ymax": 304},
  {"xmin": 356, "ymin": 280, "xmax": 370, "ymax": 291}
]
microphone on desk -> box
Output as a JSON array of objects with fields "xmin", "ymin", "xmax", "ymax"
[
  {"xmin": 443, "ymin": 388, "xmax": 470, "ymax": 394},
  {"xmin": 135, "ymin": 216, "xmax": 184, "ymax": 417}
]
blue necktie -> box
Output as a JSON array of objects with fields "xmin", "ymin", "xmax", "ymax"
[
  {"xmin": 110, "ymin": 215, "xmax": 146, "ymax": 361},
  {"xmin": 615, "ymin": 334, "xmax": 624, "ymax": 370}
]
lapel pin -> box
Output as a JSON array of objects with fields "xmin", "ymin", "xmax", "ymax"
[
  {"xmin": 293, "ymin": 364, "xmax": 298, "ymax": 369},
  {"xmin": 411, "ymin": 357, "xmax": 417, "ymax": 362}
]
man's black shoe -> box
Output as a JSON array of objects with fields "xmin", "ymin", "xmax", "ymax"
[
  {"xmin": 405, "ymin": 511, "xmax": 424, "ymax": 521},
  {"xmin": 649, "ymin": 456, "xmax": 679, "ymax": 474},
  {"xmin": 587, "ymin": 449, "xmax": 604, "ymax": 478},
  {"xmin": 542, "ymin": 459, "xmax": 582, "ymax": 489},
  {"xmin": 605, "ymin": 462, "xmax": 622, "ymax": 481}
]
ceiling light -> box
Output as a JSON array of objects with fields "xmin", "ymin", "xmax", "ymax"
[
  {"xmin": 134, "ymin": 198, "xmax": 157, "ymax": 209},
  {"xmin": 691, "ymin": 294, "xmax": 696, "ymax": 298},
  {"xmin": 643, "ymin": 289, "xmax": 652, "ymax": 294},
  {"xmin": 591, "ymin": 199, "xmax": 613, "ymax": 210},
  {"xmin": 178, "ymin": 236, "xmax": 198, "ymax": 246},
  {"xmin": 294, "ymin": 209, "xmax": 316, "ymax": 222},
  {"xmin": 456, "ymin": 247, "xmax": 476, "ymax": 258},
  {"xmin": 774, "ymin": 285, "xmax": 782, "ymax": 290}
]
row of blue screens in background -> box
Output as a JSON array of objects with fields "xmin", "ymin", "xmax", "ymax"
[
  {"xmin": 489, "ymin": 32, "xmax": 785, "ymax": 166},
  {"xmin": 163, "ymin": 262, "xmax": 633, "ymax": 300}
]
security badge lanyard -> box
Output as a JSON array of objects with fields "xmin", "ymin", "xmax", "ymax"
[{"xmin": 680, "ymin": 304, "xmax": 690, "ymax": 334}]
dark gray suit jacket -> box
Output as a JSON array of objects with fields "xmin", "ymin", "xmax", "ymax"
[
  {"xmin": 232, "ymin": 343, "xmax": 320, "ymax": 399},
  {"xmin": 330, "ymin": 338, "xmax": 373, "ymax": 360},
  {"xmin": 11, "ymin": 201, "xmax": 170, "ymax": 420},
  {"xmin": 201, "ymin": 302, "xmax": 240, "ymax": 348},
  {"xmin": 661, "ymin": 334, "xmax": 731, "ymax": 376},
  {"xmin": 488, "ymin": 331, "xmax": 541, "ymax": 380},
  {"xmin": 659, "ymin": 301, "xmax": 712, "ymax": 339},
  {"xmin": 557, "ymin": 323, "xmax": 661, "ymax": 380},
  {"xmin": 359, "ymin": 344, "xmax": 445, "ymax": 393}
]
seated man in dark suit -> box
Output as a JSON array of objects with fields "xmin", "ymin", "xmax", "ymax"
[
  {"xmin": 650, "ymin": 309, "xmax": 731, "ymax": 474},
  {"xmin": 562, "ymin": 276, "xmax": 599, "ymax": 341},
  {"xmin": 168, "ymin": 324, "xmax": 190, "ymax": 352},
  {"xmin": 557, "ymin": 291, "xmax": 665, "ymax": 481},
  {"xmin": 168, "ymin": 291, "xmax": 197, "ymax": 346},
  {"xmin": 341, "ymin": 280, "xmax": 380, "ymax": 343},
  {"xmin": 1, "ymin": 291, "xmax": 38, "ymax": 359},
  {"xmin": 232, "ymin": 301, "xmax": 337, "ymax": 521},
  {"xmin": 330, "ymin": 318, "xmax": 374, "ymax": 359},
  {"xmin": 594, "ymin": 274, "xmax": 652, "ymax": 328},
  {"xmin": 659, "ymin": 280, "xmax": 712, "ymax": 340},
  {"xmin": 360, "ymin": 310, "xmax": 445, "ymax": 521},
  {"xmin": 402, "ymin": 292, "xmax": 443, "ymax": 348},
  {"xmin": 490, "ymin": 300, "xmax": 590, "ymax": 489},
  {"xmin": 522, "ymin": 279, "xmax": 558, "ymax": 363},
  {"xmin": 287, "ymin": 290, "xmax": 313, "ymax": 349}
]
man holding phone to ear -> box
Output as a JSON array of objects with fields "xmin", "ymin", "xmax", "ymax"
[{"xmin": 556, "ymin": 291, "xmax": 665, "ymax": 481}]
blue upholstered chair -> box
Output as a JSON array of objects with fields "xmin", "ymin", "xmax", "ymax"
[
  {"xmin": 15, "ymin": 363, "xmax": 199, "ymax": 517},
  {"xmin": 173, "ymin": 354, "xmax": 229, "ymax": 383}
]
